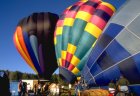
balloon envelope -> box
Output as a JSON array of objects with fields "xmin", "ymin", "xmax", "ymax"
[
  {"xmin": 54, "ymin": 0, "xmax": 124, "ymax": 83},
  {"xmin": 82, "ymin": 0, "xmax": 140, "ymax": 87},
  {"xmin": 13, "ymin": 12, "xmax": 59, "ymax": 79}
]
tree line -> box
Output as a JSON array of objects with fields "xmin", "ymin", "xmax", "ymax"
[
  {"xmin": 0, "ymin": 70, "xmax": 38, "ymax": 81},
  {"xmin": 0, "ymin": 70, "xmax": 66, "ymax": 84}
]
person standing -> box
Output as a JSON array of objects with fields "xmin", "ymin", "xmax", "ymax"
[
  {"xmin": 0, "ymin": 71, "xmax": 11, "ymax": 96},
  {"xmin": 33, "ymin": 84, "xmax": 37, "ymax": 95},
  {"xmin": 116, "ymin": 75, "xmax": 130, "ymax": 95},
  {"xmin": 74, "ymin": 81, "xmax": 82, "ymax": 96},
  {"xmin": 108, "ymin": 80, "xmax": 116, "ymax": 96},
  {"xmin": 21, "ymin": 82, "xmax": 28, "ymax": 96},
  {"xmin": 74, "ymin": 81, "xmax": 78, "ymax": 96},
  {"xmin": 43, "ymin": 82, "xmax": 49, "ymax": 95},
  {"xmin": 37, "ymin": 82, "xmax": 42, "ymax": 96},
  {"xmin": 18, "ymin": 80, "xmax": 23, "ymax": 96}
]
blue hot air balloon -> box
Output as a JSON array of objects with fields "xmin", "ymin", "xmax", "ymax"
[{"xmin": 82, "ymin": 0, "xmax": 140, "ymax": 88}]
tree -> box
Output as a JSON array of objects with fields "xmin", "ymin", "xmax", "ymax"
[
  {"xmin": 9, "ymin": 71, "xmax": 18, "ymax": 80},
  {"xmin": 0, "ymin": 70, "xmax": 39, "ymax": 81},
  {"xmin": 50, "ymin": 74, "xmax": 59, "ymax": 83},
  {"xmin": 22, "ymin": 73, "xmax": 29, "ymax": 79}
]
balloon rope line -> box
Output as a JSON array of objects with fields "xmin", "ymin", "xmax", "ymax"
[
  {"xmin": 89, "ymin": 71, "xmax": 97, "ymax": 85},
  {"xmin": 87, "ymin": 13, "xmax": 140, "ymax": 82},
  {"xmin": 128, "ymin": 84, "xmax": 140, "ymax": 86},
  {"xmin": 126, "ymin": 13, "xmax": 140, "ymax": 41},
  {"xmin": 127, "ymin": 27, "xmax": 140, "ymax": 40}
]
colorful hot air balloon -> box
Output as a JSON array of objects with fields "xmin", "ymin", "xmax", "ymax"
[
  {"xmin": 54, "ymin": 0, "xmax": 124, "ymax": 83},
  {"xmin": 82, "ymin": 0, "xmax": 140, "ymax": 87},
  {"xmin": 13, "ymin": 12, "xmax": 59, "ymax": 79}
]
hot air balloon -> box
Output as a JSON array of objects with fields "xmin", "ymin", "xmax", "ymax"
[
  {"xmin": 13, "ymin": 12, "xmax": 59, "ymax": 79},
  {"xmin": 82, "ymin": 0, "xmax": 140, "ymax": 87},
  {"xmin": 54, "ymin": 0, "xmax": 125, "ymax": 83}
]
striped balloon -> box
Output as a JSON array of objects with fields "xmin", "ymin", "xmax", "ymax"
[
  {"xmin": 54, "ymin": 0, "xmax": 124, "ymax": 83},
  {"xmin": 13, "ymin": 12, "xmax": 59, "ymax": 79}
]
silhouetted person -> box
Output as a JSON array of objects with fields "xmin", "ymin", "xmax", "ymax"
[
  {"xmin": 21, "ymin": 82, "xmax": 28, "ymax": 96},
  {"xmin": 18, "ymin": 80, "xmax": 22, "ymax": 96},
  {"xmin": 43, "ymin": 82, "xmax": 50, "ymax": 95},
  {"xmin": 37, "ymin": 82, "xmax": 42, "ymax": 96},
  {"xmin": 33, "ymin": 84, "xmax": 37, "ymax": 95},
  {"xmin": 0, "ymin": 71, "xmax": 11, "ymax": 96}
]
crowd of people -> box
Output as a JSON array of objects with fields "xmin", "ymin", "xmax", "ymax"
[
  {"xmin": 74, "ymin": 80, "xmax": 88, "ymax": 96},
  {"xmin": 74, "ymin": 75, "xmax": 131, "ymax": 96},
  {"xmin": 0, "ymin": 71, "xmax": 133, "ymax": 96},
  {"xmin": 18, "ymin": 81, "xmax": 50, "ymax": 96},
  {"xmin": 108, "ymin": 75, "xmax": 131, "ymax": 96}
]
